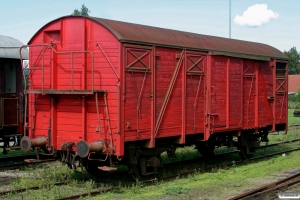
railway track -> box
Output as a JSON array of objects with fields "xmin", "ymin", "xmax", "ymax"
[
  {"xmin": 229, "ymin": 171, "xmax": 300, "ymax": 200},
  {"xmin": 1, "ymin": 140, "xmax": 299, "ymax": 200},
  {"xmin": 53, "ymin": 146, "xmax": 300, "ymax": 200},
  {"xmin": 0, "ymin": 153, "xmax": 56, "ymax": 170},
  {"xmin": 0, "ymin": 154, "xmax": 37, "ymax": 170}
]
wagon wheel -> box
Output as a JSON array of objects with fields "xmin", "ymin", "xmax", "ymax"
[
  {"xmin": 84, "ymin": 161, "xmax": 107, "ymax": 177},
  {"xmin": 195, "ymin": 143, "xmax": 215, "ymax": 157},
  {"xmin": 131, "ymin": 155, "xmax": 162, "ymax": 181},
  {"xmin": 238, "ymin": 145, "xmax": 254, "ymax": 160}
]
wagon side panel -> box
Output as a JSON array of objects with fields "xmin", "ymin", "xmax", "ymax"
[
  {"xmin": 210, "ymin": 56, "xmax": 227, "ymax": 130},
  {"xmin": 122, "ymin": 46, "xmax": 152, "ymax": 141},
  {"xmin": 229, "ymin": 58, "xmax": 243, "ymax": 128},
  {"xmin": 154, "ymin": 47, "xmax": 184, "ymax": 138},
  {"xmin": 258, "ymin": 62, "xmax": 273, "ymax": 127},
  {"xmin": 274, "ymin": 61, "xmax": 288, "ymax": 127},
  {"xmin": 243, "ymin": 60, "xmax": 256, "ymax": 128},
  {"xmin": 185, "ymin": 52, "xmax": 206, "ymax": 134}
]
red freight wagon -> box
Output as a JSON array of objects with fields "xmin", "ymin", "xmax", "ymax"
[{"xmin": 20, "ymin": 16, "xmax": 288, "ymax": 178}]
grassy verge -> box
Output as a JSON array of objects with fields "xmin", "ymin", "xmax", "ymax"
[
  {"xmin": 98, "ymin": 152, "xmax": 300, "ymax": 200},
  {"xmin": 289, "ymin": 109, "xmax": 300, "ymax": 125}
]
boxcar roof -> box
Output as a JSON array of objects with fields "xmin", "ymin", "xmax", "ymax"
[
  {"xmin": 0, "ymin": 35, "xmax": 28, "ymax": 59},
  {"xmin": 30, "ymin": 16, "xmax": 288, "ymax": 61}
]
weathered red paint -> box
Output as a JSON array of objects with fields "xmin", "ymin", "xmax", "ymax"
[{"xmin": 24, "ymin": 16, "xmax": 288, "ymax": 157}]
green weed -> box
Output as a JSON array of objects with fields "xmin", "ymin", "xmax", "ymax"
[{"xmin": 165, "ymin": 186, "xmax": 190, "ymax": 195}]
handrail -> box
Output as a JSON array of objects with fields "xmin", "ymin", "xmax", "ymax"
[
  {"xmin": 47, "ymin": 45, "xmax": 95, "ymax": 92},
  {"xmin": 19, "ymin": 43, "xmax": 95, "ymax": 92},
  {"xmin": 96, "ymin": 43, "xmax": 120, "ymax": 80}
]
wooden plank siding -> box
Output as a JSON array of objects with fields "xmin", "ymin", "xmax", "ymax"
[{"xmin": 26, "ymin": 16, "xmax": 288, "ymax": 157}]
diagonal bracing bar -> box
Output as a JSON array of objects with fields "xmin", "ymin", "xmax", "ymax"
[{"xmin": 154, "ymin": 50, "xmax": 185, "ymax": 137}]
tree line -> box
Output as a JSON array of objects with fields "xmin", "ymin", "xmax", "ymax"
[{"xmin": 284, "ymin": 47, "xmax": 300, "ymax": 74}]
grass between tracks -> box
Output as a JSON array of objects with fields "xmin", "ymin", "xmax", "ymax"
[{"xmin": 289, "ymin": 109, "xmax": 300, "ymax": 125}]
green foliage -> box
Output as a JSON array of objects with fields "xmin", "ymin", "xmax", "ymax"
[
  {"xmin": 288, "ymin": 109, "xmax": 300, "ymax": 125},
  {"xmin": 284, "ymin": 47, "xmax": 300, "ymax": 74},
  {"xmin": 72, "ymin": 4, "xmax": 91, "ymax": 16},
  {"xmin": 130, "ymin": 179, "xmax": 144, "ymax": 194},
  {"xmin": 165, "ymin": 186, "xmax": 190, "ymax": 195},
  {"xmin": 233, "ymin": 183, "xmax": 243, "ymax": 187},
  {"xmin": 289, "ymin": 88, "xmax": 300, "ymax": 102},
  {"xmin": 288, "ymin": 88, "xmax": 300, "ymax": 109}
]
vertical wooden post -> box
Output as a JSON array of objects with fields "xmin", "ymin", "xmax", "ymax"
[
  {"xmin": 285, "ymin": 62, "xmax": 288, "ymax": 131},
  {"xmin": 50, "ymin": 98, "xmax": 57, "ymax": 149},
  {"xmin": 50, "ymin": 47, "xmax": 57, "ymax": 149},
  {"xmin": 255, "ymin": 62, "xmax": 259, "ymax": 131},
  {"xmin": 83, "ymin": 19, "xmax": 87, "ymax": 90},
  {"xmin": 271, "ymin": 59, "xmax": 276, "ymax": 131},
  {"xmin": 150, "ymin": 46, "xmax": 156, "ymax": 148},
  {"xmin": 241, "ymin": 60, "xmax": 244, "ymax": 128},
  {"xmin": 119, "ymin": 45, "xmax": 124, "ymax": 155},
  {"xmin": 82, "ymin": 96, "xmax": 86, "ymax": 140},
  {"xmin": 204, "ymin": 54, "xmax": 212, "ymax": 141},
  {"xmin": 181, "ymin": 49, "xmax": 186, "ymax": 144},
  {"xmin": 226, "ymin": 58, "xmax": 230, "ymax": 129}
]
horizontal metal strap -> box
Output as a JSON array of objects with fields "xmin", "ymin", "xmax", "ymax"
[{"xmin": 26, "ymin": 89, "xmax": 106, "ymax": 95}]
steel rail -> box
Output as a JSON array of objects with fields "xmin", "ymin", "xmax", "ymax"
[
  {"xmin": 51, "ymin": 147, "xmax": 300, "ymax": 200},
  {"xmin": 0, "ymin": 182, "xmax": 65, "ymax": 196},
  {"xmin": 143, "ymin": 147, "xmax": 300, "ymax": 184},
  {"xmin": 0, "ymin": 159, "xmax": 56, "ymax": 171},
  {"xmin": 1, "ymin": 142, "xmax": 300, "ymax": 199},
  {"xmin": 54, "ymin": 187, "xmax": 114, "ymax": 200},
  {"xmin": 0, "ymin": 153, "xmax": 36, "ymax": 162},
  {"xmin": 0, "ymin": 153, "xmax": 56, "ymax": 170},
  {"xmin": 228, "ymin": 171, "xmax": 300, "ymax": 200}
]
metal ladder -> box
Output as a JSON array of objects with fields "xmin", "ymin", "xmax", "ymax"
[
  {"xmin": 94, "ymin": 91, "xmax": 117, "ymax": 170},
  {"xmin": 95, "ymin": 92, "xmax": 112, "ymax": 143}
]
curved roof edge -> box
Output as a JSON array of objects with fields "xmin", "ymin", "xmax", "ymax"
[
  {"xmin": 0, "ymin": 35, "xmax": 28, "ymax": 59},
  {"xmin": 29, "ymin": 15, "xmax": 288, "ymax": 61}
]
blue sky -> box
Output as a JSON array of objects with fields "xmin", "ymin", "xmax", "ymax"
[{"xmin": 1, "ymin": 0, "xmax": 299, "ymax": 52}]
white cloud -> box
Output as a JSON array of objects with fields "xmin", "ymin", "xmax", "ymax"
[{"xmin": 234, "ymin": 4, "xmax": 279, "ymax": 27}]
